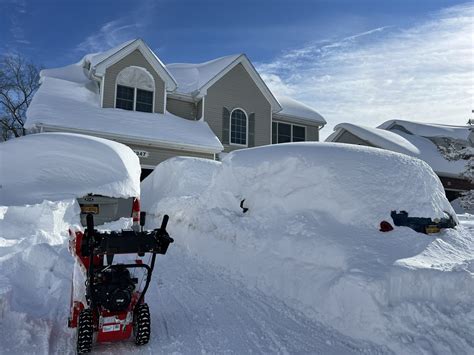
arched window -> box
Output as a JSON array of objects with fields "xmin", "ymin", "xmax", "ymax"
[
  {"xmin": 115, "ymin": 66, "xmax": 155, "ymax": 113},
  {"xmin": 230, "ymin": 108, "xmax": 248, "ymax": 145}
]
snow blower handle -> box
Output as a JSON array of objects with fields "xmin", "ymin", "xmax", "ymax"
[
  {"xmin": 160, "ymin": 214, "xmax": 169, "ymax": 231},
  {"xmin": 86, "ymin": 213, "xmax": 94, "ymax": 235}
]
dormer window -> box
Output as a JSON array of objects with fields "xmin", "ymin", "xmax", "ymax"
[{"xmin": 115, "ymin": 66, "xmax": 155, "ymax": 113}]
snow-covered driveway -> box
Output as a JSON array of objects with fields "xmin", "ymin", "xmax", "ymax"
[{"xmin": 88, "ymin": 247, "xmax": 386, "ymax": 354}]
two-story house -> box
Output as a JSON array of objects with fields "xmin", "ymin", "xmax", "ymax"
[{"xmin": 25, "ymin": 39, "xmax": 326, "ymax": 179}]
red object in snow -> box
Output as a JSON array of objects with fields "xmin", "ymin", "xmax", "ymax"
[{"xmin": 379, "ymin": 220, "xmax": 394, "ymax": 232}]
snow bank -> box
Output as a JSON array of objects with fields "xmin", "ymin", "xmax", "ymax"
[
  {"xmin": 142, "ymin": 142, "xmax": 473, "ymax": 354},
  {"xmin": 141, "ymin": 156, "xmax": 221, "ymax": 208},
  {"xmin": 0, "ymin": 133, "xmax": 141, "ymax": 206},
  {"xmin": 0, "ymin": 199, "xmax": 80, "ymax": 354}
]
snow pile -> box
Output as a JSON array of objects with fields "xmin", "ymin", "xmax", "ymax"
[
  {"xmin": 0, "ymin": 199, "xmax": 81, "ymax": 354},
  {"xmin": 0, "ymin": 133, "xmax": 141, "ymax": 206},
  {"xmin": 141, "ymin": 156, "xmax": 221, "ymax": 207},
  {"xmin": 142, "ymin": 143, "xmax": 474, "ymax": 354}
]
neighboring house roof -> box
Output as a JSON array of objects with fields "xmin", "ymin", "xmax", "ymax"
[
  {"xmin": 25, "ymin": 61, "xmax": 223, "ymax": 154},
  {"xmin": 326, "ymin": 123, "xmax": 467, "ymax": 177},
  {"xmin": 379, "ymin": 119, "xmax": 471, "ymax": 141},
  {"xmin": 167, "ymin": 54, "xmax": 282, "ymax": 112},
  {"xmin": 85, "ymin": 38, "xmax": 178, "ymax": 91},
  {"xmin": 273, "ymin": 95, "xmax": 326, "ymax": 126}
]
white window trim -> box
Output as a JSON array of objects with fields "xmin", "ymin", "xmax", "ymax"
[
  {"xmin": 114, "ymin": 66, "xmax": 155, "ymax": 113},
  {"xmin": 229, "ymin": 107, "xmax": 248, "ymax": 147},
  {"xmin": 273, "ymin": 121, "xmax": 307, "ymax": 143}
]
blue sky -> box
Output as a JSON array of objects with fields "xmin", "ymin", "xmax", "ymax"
[{"xmin": 1, "ymin": 0, "xmax": 472, "ymax": 136}]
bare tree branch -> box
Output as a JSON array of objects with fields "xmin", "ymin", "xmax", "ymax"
[{"xmin": 0, "ymin": 54, "xmax": 41, "ymax": 140}]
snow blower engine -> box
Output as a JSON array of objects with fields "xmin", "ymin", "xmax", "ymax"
[{"xmin": 68, "ymin": 212, "xmax": 173, "ymax": 353}]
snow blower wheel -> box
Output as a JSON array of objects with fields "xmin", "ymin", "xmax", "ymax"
[
  {"xmin": 134, "ymin": 303, "xmax": 151, "ymax": 345},
  {"xmin": 77, "ymin": 309, "xmax": 93, "ymax": 354}
]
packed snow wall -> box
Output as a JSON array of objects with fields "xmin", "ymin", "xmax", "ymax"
[{"xmin": 142, "ymin": 143, "xmax": 474, "ymax": 354}]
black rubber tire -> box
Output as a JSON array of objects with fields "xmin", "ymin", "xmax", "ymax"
[
  {"xmin": 134, "ymin": 303, "xmax": 151, "ymax": 346},
  {"xmin": 77, "ymin": 309, "xmax": 93, "ymax": 354}
]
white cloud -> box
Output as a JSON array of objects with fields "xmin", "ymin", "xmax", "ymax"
[
  {"xmin": 75, "ymin": 20, "xmax": 140, "ymax": 54},
  {"xmin": 258, "ymin": 3, "xmax": 474, "ymax": 139}
]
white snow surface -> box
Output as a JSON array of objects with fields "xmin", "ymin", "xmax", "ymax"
[
  {"xmin": 326, "ymin": 123, "xmax": 467, "ymax": 176},
  {"xmin": 0, "ymin": 133, "xmax": 141, "ymax": 206},
  {"xmin": 26, "ymin": 61, "xmax": 223, "ymax": 153},
  {"xmin": 166, "ymin": 54, "xmax": 241, "ymax": 95},
  {"xmin": 274, "ymin": 95, "xmax": 327, "ymax": 124},
  {"xmin": 0, "ymin": 198, "xmax": 387, "ymax": 354},
  {"xmin": 142, "ymin": 143, "xmax": 474, "ymax": 354},
  {"xmin": 379, "ymin": 119, "xmax": 472, "ymax": 141}
]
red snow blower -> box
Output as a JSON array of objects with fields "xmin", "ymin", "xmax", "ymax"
[{"xmin": 68, "ymin": 211, "xmax": 173, "ymax": 353}]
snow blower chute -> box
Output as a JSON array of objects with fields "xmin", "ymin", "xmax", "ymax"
[{"xmin": 68, "ymin": 211, "xmax": 173, "ymax": 353}]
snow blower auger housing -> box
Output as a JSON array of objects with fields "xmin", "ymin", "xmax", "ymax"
[{"xmin": 68, "ymin": 212, "xmax": 173, "ymax": 353}]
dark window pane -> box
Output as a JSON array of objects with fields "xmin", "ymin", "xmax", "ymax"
[
  {"xmin": 116, "ymin": 98, "xmax": 134, "ymax": 110},
  {"xmin": 136, "ymin": 89, "xmax": 153, "ymax": 104},
  {"xmin": 136, "ymin": 102, "xmax": 153, "ymax": 112},
  {"xmin": 278, "ymin": 123, "xmax": 291, "ymax": 143},
  {"xmin": 116, "ymin": 85, "xmax": 134, "ymax": 111},
  {"xmin": 230, "ymin": 109, "xmax": 247, "ymax": 145},
  {"xmin": 272, "ymin": 122, "xmax": 278, "ymax": 144},
  {"xmin": 293, "ymin": 125, "xmax": 306, "ymax": 142},
  {"xmin": 136, "ymin": 89, "xmax": 153, "ymax": 113}
]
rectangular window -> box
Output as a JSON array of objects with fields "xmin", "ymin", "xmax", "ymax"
[
  {"xmin": 272, "ymin": 122, "xmax": 307, "ymax": 144},
  {"xmin": 136, "ymin": 89, "xmax": 153, "ymax": 113},
  {"xmin": 277, "ymin": 123, "xmax": 292, "ymax": 143},
  {"xmin": 292, "ymin": 125, "xmax": 306, "ymax": 142},
  {"xmin": 116, "ymin": 85, "xmax": 134, "ymax": 111}
]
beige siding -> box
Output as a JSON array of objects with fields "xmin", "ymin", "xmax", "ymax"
[
  {"xmin": 204, "ymin": 63, "xmax": 272, "ymax": 152},
  {"xmin": 102, "ymin": 49, "xmax": 166, "ymax": 113},
  {"xmin": 166, "ymin": 98, "xmax": 196, "ymax": 120},
  {"xmin": 307, "ymin": 126, "xmax": 319, "ymax": 141},
  {"xmin": 126, "ymin": 143, "xmax": 214, "ymax": 167}
]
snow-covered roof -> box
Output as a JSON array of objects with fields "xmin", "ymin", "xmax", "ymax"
[
  {"xmin": 379, "ymin": 119, "xmax": 471, "ymax": 141},
  {"xmin": 84, "ymin": 38, "xmax": 178, "ymax": 91},
  {"xmin": 26, "ymin": 63, "xmax": 223, "ymax": 154},
  {"xmin": 326, "ymin": 123, "xmax": 466, "ymax": 177},
  {"xmin": 274, "ymin": 95, "xmax": 326, "ymax": 125},
  {"xmin": 167, "ymin": 54, "xmax": 282, "ymax": 112},
  {"xmin": 84, "ymin": 39, "xmax": 136, "ymax": 67},
  {"xmin": 167, "ymin": 54, "xmax": 241, "ymax": 95}
]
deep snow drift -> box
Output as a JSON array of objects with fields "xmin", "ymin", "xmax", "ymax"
[
  {"xmin": 142, "ymin": 143, "xmax": 474, "ymax": 354},
  {"xmin": 0, "ymin": 133, "xmax": 141, "ymax": 206},
  {"xmin": 0, "ymin": 200, "xmax": 386, "ymax": 354}
]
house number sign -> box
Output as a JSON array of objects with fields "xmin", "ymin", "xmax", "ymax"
[{"xmin": 133, "ymin": 150, "xmax": 150, "ymax": 158}]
